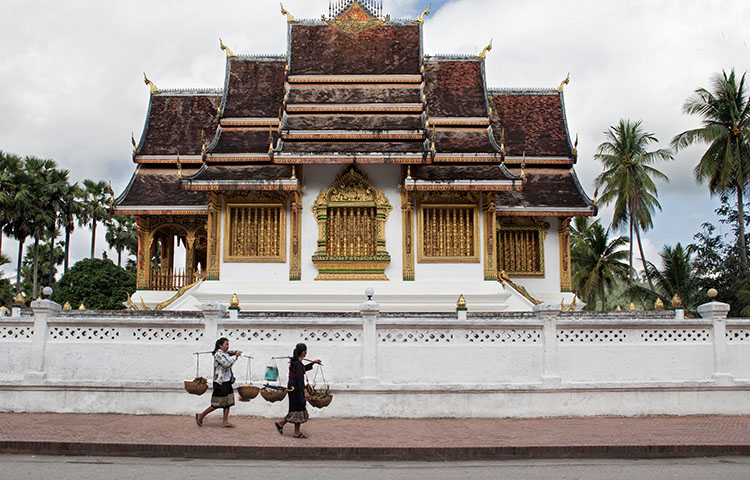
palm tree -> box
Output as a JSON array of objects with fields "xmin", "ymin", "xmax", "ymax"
[
  {"xmin": 595, "ymin": 119, "xmax": 673, "ymax": 293},
  {"xmin": 58, "ymin": 182, "xmax": 84, "ymax": 274},
  {"xmin": 43, "ymin": 168, "xmax": 71, "ymax": 287},
  {"xmin": 571, "ymin": 220, "xmax": 630, "ymax": 311},
  {"xmin": 0, "ymin": 152, "xmax": 24, "ymax": 255},
  {"xmin": 81, "ymin": 179, "xmax": 112, "ymax": 259},
  {"xmin": 672, "ymin": 70, "xmax": 750, "ymax": 271},
  {"xmin": 105, "ymin": 215, "xmax": 138, "ymax": 266},
  {"xmin": 3, "ymin": 157, "xmax": 34, "ymax": 293},
  {"xmin": 629, "ymin": 243, "xmax": 701, "ymax": 314}
]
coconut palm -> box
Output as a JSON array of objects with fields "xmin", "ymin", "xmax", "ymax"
[
  {"xmin": 81, "ymin": 179, "xmax": 112, "ymax": 259},
  {"xmin": 105, "ymin": 215, "xmax": 138, "ymax": 267},
  {"xmin": 0, "ymin": 152, "xmax": 24, "ymax": 255},
  {"xmin": 629, "ymin": 243, "xmax": 702, "ymax": 314},
  {"xmin": 58, "ymin": 182, "xmax": 84, "ymax": 274},
  {"xmin": 595, "ymin": 119, "xmax": 673, "ymax": 293},
  {"xmin": 672, "ymin": 69, "xmax": 750, "ymax": 272},
  {"xmin": 3, "ymin": 158, "xmax": 34, "ymax": 293},
  {"xmin": 571, "ymin": 220, "xmax": 630, "ymax": 311}
]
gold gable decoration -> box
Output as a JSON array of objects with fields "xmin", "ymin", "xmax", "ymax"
[
  {"xmin": 311, "ymin": 164, "xmax": 392, "ymax": 280},
  {"xmin": 323, "ymin": 0, "xmax": 390, "ymax": 35}
]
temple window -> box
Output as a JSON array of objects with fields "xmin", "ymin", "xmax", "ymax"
[
  {"xmin": 496, "ymin": 218, "xmax": 548, "ymax": 277},
  {"xmin": 417, "ymin": 204, "xmax": 479, "ymax": 262},
  {"xmin": 224, "ymin": 203, "xmax": 286, "ymax": 262},
  {"xmin": 325, "ymin": 206, "xmax": 377, "ymax": 256}
]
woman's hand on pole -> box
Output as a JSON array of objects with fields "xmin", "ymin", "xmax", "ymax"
[
  {"xmin": 235, "ymin": 350, "xmax": 242, "ymax": 357},
  {"xmin": 312, "ymin": 359, "xmax": 322, "ymax": 365}
]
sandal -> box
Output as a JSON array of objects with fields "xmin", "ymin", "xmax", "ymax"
[
  {"xmin": 293, "ymin": 432, "xmax": 307, "ymax": 438},
  {"xmin": 195, "ymin": 414, "xmax": 202, "ymax": 427},
  {"xmin": 222, "ymin": 423, "xmax": 235, "ymax": 428},
  {"xmin": 274, "ymin": 422, "xmax": 284, "ymax": 435}
]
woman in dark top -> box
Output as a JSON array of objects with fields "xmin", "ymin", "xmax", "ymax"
[{"xmin": 274, "ymin": 343, "xmax": 321, "ymax": 438}]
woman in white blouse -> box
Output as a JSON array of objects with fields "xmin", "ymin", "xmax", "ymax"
[{"xmin": 195, "ymin": 337, "xmax": 242, "ymax": 428}]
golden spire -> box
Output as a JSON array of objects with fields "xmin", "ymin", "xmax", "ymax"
[
  {"xmin": 654, "ymin": 297, "xmax": 664, "ymax": 310},
  {"xmin": 219, "ymin": 37, "xmax": 234, "ymax": 57},
  {"xmin": 556, "ymin": 72, "xmax": 570, "ymax": 93},
  {"xmin": 412, "ymin": 3, "xmax": 430, "ymax": 24},
  {"xmin": 671, "ymin": 293, "xmax": 683, "ymax": 308},
  {"xmin": 478, "ymin": 39, "xmax": 493, "ymax": 60},
  {"xmin": 456, "ymin": 294, "xmax": 467, "ymax": 310},
  {"xmin": 573, "ymin": 133, "xmax": 578, "ymax": 156},
  {"xmin": 78, "ymin": 303, "xmax": 86, "ymax": 311},
  {"xmin": 143, "ymin": 73, "xmax": 158, "ymax": 94},
  {"xmin": 131, "ymin": 132, "xmax": 137, "ymax": 154},
  {"xmin": 63, "ymin": 301, "xmax": 72, "ymax": 310},
  {"xmin": 280, "ymin": 3, "xmax": 296, "ymax": 23}
]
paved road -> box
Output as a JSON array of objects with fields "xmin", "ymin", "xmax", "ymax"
[{"xmin": 3, "ymin": 455, "xmax": 750, "ymax": 479}]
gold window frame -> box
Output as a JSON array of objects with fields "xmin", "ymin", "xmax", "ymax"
[
  {"xmin": 417, "ymin": 203, "xmax": 481, "ymax": 263},
  {"xmin": 496, "ymin": 222, "xmax": 546, "ymax": 277},
  {"xmin": 223, "ymin": 202, "xmax": 287, "ymax": 263}
]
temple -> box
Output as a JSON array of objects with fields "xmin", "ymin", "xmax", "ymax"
[{"xmin": 114, "ymin": 0, "xmax": 595, "ymax": 312}]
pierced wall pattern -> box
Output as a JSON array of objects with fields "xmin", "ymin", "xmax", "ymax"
[
  {"xmin": 726, "ymin": 328, "xmax": 750, "ymax": 343},
  {"xmin": 378, "ymin": 329, "xmax": 454, "ymax": 343},
  {"xmin": 465, "ymin": 329, "xmax": 541, "ymax": 343},
  {"xmin": 132, "ymin": 328, "xmax": 203, "ymax": 342},
  {"xmin": 220, "ymin": 328, "xmax": 282, "ymax": 343},
  {"xmin": 557, "ymin": 329, "xmax": 626, "ymax": 343},
  {"xmin": 49, "ymin": 327, "xmax": 120, "ymax": 341},
  {"xmin": 640, "ymin": 329, "xmax": 711, "ymax": 343},
  {"xmin": 301, "ymin": 328, "xmax": 361, "ymax": 343},
  {"xmin": 0, "ymin": 325, "xmax": 33, "ymax": 341}
]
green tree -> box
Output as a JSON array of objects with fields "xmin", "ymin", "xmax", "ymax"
[
  {"xmin": 2, "ymin": 155, "xmax": 33, "ymax": 293},
  {"xmin": 59, "ymin": 182, "xmax": 84, "ymax": 274},
  {"xmin": 18, "ymin": 239, "xmax": 64, "ymax": 300},
  {"xmin": 571, "ymin": 220, "xmax": 630, "ymax": 311},
  {"xmin": 672, "ymin": 69, "xmax": 750, "ymax": 272},
  {"xmin": 105, "ymin": 215, "xmax": 138, "ymax": 267},
  {"xmin": 81, "ymin": 180, "xmax": 112, "ymax": 259},
  {"xmin": 0, "ymin": 253, "xmax": 13, "ymax": 308},
  {"xmin": 0, "ymin": 152, "xmax": 24, "ymax": 255},
  {"xmin": 629, "ymin": 243, "xmax": 702, "ymax": 315},
  {"xmin": 51, "ymin": 258, "xmax": 135, "ymax": 310},
  {"xmin": 595, "ymin": 119, "xmax": 673, "ymax": 294}
]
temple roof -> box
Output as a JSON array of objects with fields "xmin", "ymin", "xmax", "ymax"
[
  {"xmin": 220, "ymin": 57, "xmax": 286, "ymax": 119},
  {"xmin": 488, "ymin": 90, "xmax": 575, "ymax": 162},
  {"xmin": 287, "ymin": 84, "xmax": 421, "ymax": 104},
  {"xmin": 115, "ymin": 166, "xmax": 207, "ymax": 214},
  {"xmin": 182, "ymin": 164, "xmax": 297, "ymax": 191},
  {"xmin": 206, "ymin": 127, "xmax": 277, "ymax": 158},
  {"xmin": 135, "ymin": 91, "xmax": 221, "ymax": 162},
  {"xmin": 406, "ymin": 164, "xmax": 521, "ymax": 191},
  {"xmin": 493, "ymin": 167, "xmax": 595, "ymax": 215},
  {"xmin": 424, "ymin": 59, "xmax": 488, "ymax": 118}
]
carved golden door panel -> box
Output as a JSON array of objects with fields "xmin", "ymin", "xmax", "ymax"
[
  {"xmin": 496, "ymin": 217, "xmax": 548, "ymax": 277},
  {"xmin": 311, "ymin": 165, "xmax": 391, "ymax": 280}
]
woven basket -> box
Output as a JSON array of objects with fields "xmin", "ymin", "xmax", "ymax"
[
  {"xmin": 184, "ymin": 380, "xmax": 208, "ymax": 396},
  {"xmin": 260, "ymin": 388, "xmax": 287, "ymax": 403},
  {"xmin": 308, "ymin": 393, "xmax": 333, "ymax": 408},
  {"xmin": 237, "ymin": 384, "xmax": 260, "ymax": 400}
]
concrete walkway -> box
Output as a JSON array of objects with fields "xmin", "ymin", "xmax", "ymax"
[{"xmin": 1, "ymin": 413, "xmax": 750, "ymax": 460}]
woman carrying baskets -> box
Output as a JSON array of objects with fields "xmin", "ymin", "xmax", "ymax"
[
  {"xmin": 274, "ymin": 343, "xmax": 321, "ymax": 438},
  {"xmin": 196, "ymin": 337, "xmax": 242, "ymax": 428}
]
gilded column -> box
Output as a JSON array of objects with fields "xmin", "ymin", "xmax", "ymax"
[
  {"xmin": 206, "ymin": 193, "xmax": 221, "ymax": 281},
  {"xmin": 401, "ymin": 188, "xmax": 415, "ymax": 281},
  {"xmin": 558, "ymin": 217, "xmax": 572, "ymax": 292},
  {"xmin": 185, "ymin": 227, "xmax": 197, "ymax": 282},
  {"xmin": 483, "ymin": 193, "xmax": 497, "ymax": 281},
  {"xmin": 289, "ymin": 190, "xmax": 302, "ymax": 281},
  {"xmin": 136, "ymin": 216, "xmax": 151, "ymax": 290}
]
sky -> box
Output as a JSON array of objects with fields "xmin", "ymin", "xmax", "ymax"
[{"xmin": 0, "ymin": 0, "xmax": 748, "ymax": 280}]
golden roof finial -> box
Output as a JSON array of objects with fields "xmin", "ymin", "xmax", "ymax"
[
  {"xmin": 430, "ymin": 126, "xmax": 436, "ymax": 152},
  {"xmin": 557, "ymin": 72, "xmax": 570, "ymax": 93},
  {"xmin": 520, "ymin": 151, "xmax": 526, "ymax": 180},
  {"xmin": 201, "ymin": 130, "xmax": 207, "ymax": 154},
  {"xmin": 13, "ymin": 292, "xmax": 25, "ymax": 306},
  {"xmin": 143, "ymin": 73, "xmax": 158, "ymax": 94},
  {"xmin": 219, "ymin": 37, "xmax": 234, "ymax": 57},
  {"xmin": 268, "ymin": 129, "xmax": 275, "ymax": 154},
  {"xmin": 78, "ymin": 303, "xmax": 86, "ymax": 311},
  {"xmin": 291, "ymin": 165, "xmax": 296, "ymax": 180},
  {"xmin": 412, "ymin": 3, "xmax": 431, "ymax": 24},
  {"xmin": 573, "ymin": 133, "xmax": 578, "ymax": 156},
  {"xmin": 478, "ymin": 39, "xmax": 493, "ymax": 60},
  {"xmin": 671, "ymin": 293, "xmax": 683, "ymax": 308},
  {"xmin": 280, "ymin": 3, "xmax": 296, "ymax": 23},
  {"xmin": 176, "ymin": 151, "xmax": 183, "ymax": 179},
  {"xmin": 406, "ymin": 165, "xmax": 412, "ymax": 179},
  {"xmin": 500, "ymin": 127, "xmax": 505, "ymax": 155},
  {"xmin": 654, "ymin": 297, "xmax": 664, "ymax": 310},
  {"xmin": 63, "ymin": 301, "xmax": 72, "ymax": 310},
  {"xmin": 230, "ymin": 293, "xmax": 240, "ymax": 309},
  {"xmin": 216, "ymin": 105, "xmax": 222, "ymax": 116},
  {"xmin": 131, "ymin": 132, "xmax": 137, "ymax": 154},
  {"xmin": 456, "ymin": 294, "xmax": 467, "ymax": 310}
]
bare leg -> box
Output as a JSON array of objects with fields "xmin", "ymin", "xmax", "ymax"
[
  {"xmin": 222, "ymin": 407, "xmax": 233, "ymax": 427},
  {"xmin": 197, "ymin": 406, "xmax": 216, "ymax": 424},
  {"xmin": 294, "ymin": 423, "xmax": 301, "ymax": 436}
]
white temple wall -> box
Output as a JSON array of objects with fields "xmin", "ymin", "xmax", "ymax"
[{"xmin": 3, "ymin": 300, "xmax": 750, "ymax": 417}]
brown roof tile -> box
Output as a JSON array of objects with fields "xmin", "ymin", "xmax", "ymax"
[
  {"xmin": 489, "ymin": 92, "xmax": 573, "ymax": 158},
  {"xmin": 434, "ymin": 128, "xmax": 497, "ymax": 153},
  {"xmin": 285, "ymin": 114, "xmax": 423, "ymax": 130},
  {"xmin": 116, "ymin": 166, "xmax": 206, "ymax": 208},
  {"xmin": 208, "ymin": 128, "xmax": 278, "ymax": 155},
  {"xmin": 290, "ymin": 24, "xmax": 421, "ymax": 75},
  {"xmin": 137, "ymin": 93, "xmax": 220, "ymax": 157},
  {"xmin": 412, "ymin": 164, "xmax": 514, "ymax": 181},
  {"xmin": 424, "ymin": 59, "xmax": 487, "ymax": 117},
  {"xmin": 494, "ymin": 167, "xmax": 594, "ymax": 211},
  {"xmin": 287, "ymin": 84, "xmax": 421, "ymax": 104},
  {"xmin": 280, "ymin": 140, "xmax": 424, "ymax": 153},
  {"xmin": 222, "ymin": 58, "xmax": 286, "ymax": 118},
  {"xmin": 185, "ymin": 164, "xmax": 293, "ymax": 182}
]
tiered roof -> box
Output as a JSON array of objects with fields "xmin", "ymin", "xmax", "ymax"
[{"xmin": 115, "ymin": 0, "xmax": 594, "ymax": 216}]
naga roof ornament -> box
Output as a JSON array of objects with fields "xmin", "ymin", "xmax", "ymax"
[
  {"xmin": 219, "ymin": 38, "xmax": 234, "ymax": 57},
  {"xmin": 143, "ymin": 72, "xmax": 158, "ymax": 94},
  {"xmin": 478, "ymin": 39, "xmax": 493, "ymax": 60},
  {"xmin": 280, "ymin": 3, "xmax": 298, "ymax": 24},
  {"xmin": 323, "ymin": 0, "xmax": 389, "ymax": 35},
  {"xmin": 557, "ymin": 72, "xmax": 570, "ymax": 92},
  {"xmin": 411, "ymin": 3, "xmax": 431, "ymax": 24}
]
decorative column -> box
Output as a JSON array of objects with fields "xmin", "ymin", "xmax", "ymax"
[
  {"xmin": 535, "ymin": 302, "xmax": 561, "ymax": 386},
  {"xmin": 185, "ymin": 228, "xmax": 197, "ymax": 282},
  {"xmin": 401, "ymin": 188, "xmax": 415, "ymax": 281},
  {"xmin": 697, "ymin": 296, "xmax": 733, "ymax": 386},
  {"xmin": 359, "ymin": 288, "xmax": 380, "ymax": 385},
  {"xmin": 135, "ymin": 216, "xmax": 151, "ymax": 290},
  {"xmin": 483, "ymin": 193, "xmax": 497, "ymax": 281},
  {"xmin": 26, "ymin": 298, "xmax": 61, "ymax": 381},
  {"xmin": 206, "ymin": 192, "xmax": 221, "ymax": 281},
  {"xmin": 558, "ymin": 217, "xmax": 572, "ymax": 292},
  {"xmin": 289, "ymin": 190, "xmax": 302, "ymax": 281}
]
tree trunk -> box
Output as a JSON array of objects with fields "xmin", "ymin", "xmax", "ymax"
[
  {"xmin": 90, "ymin": 220, "xmax": 96, "ymax": 259},
  {"xmin": 0, "ymin": 229, "xmax": 3, "ymax": 254},
  {"xmin": 32, "ymin": 236, "xmax": 40, "ymax": 299},
  {"xmin": 600, "ymin": 277, "xmax": 606, "ymax": 312},
  {"xmin": 117, "ymin": 247, "xmax": 122, "ymax": 267},
  {"xmin": 635, "ymin": 226, "xmax": 655, "ymax": 292},
  {"xmin": 15, "ymin": 238, "xmax": 24, "ymax": 294},
  {"xmin": 64, "ymin": 225, "xmax": 71, "ymax": 274},
  {"xmin": 48, "ymin": 233, "xmax": 56, "ymax": 287},
  {"xmin": 628, "ymin": 218, "xmax": 634, "ymax": 296},
  {"xmin": 737, "ymin": 186, "xmax": 749, "ymax": 272}
]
